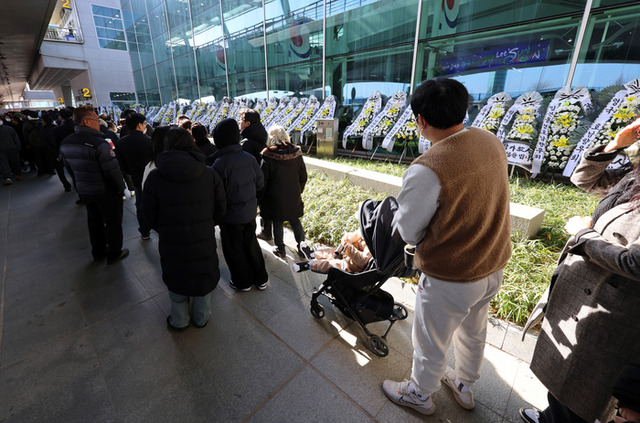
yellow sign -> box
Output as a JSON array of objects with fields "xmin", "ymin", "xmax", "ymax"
[
  {"xmin": 61, "ymin": 0, "xmax": 71, "ymax": 9},
  {"xmin": 82, "ymin": 88, "xmax": 91, "ymax": 98},
  {"xmin": 58, "ymin": 97, "xmax": 64, "ymax": 104}
]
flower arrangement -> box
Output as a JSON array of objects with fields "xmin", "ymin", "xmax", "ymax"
[
  {"xmin": 281, "ymin": 100, "xmax": 307, "ymax": 131},
  {"xmin": 306, "ymin": 97, "xmax": 336, "ymax": 135},
  {"xmin": 349, "ymin": 103, "xmax": 377, "ymax": 137},
  {"xmin": 480, "ymin": 103, "xmax": 507, "ymax": 133},
  {"xmin": 395, "ymin": 114, "xmax": 418, "ymax": 141},
  {"xmin": 591, "ymin": 95, "xmax": 640, "ymax": 148},
  {"xmin": 506, "ymin": 106, "xmax": 540, "ymax": 145},
  {"xmin": 292, "ymin": 101, "xmax": 319, "ymax": 132},
  {"xmin": 261, "ymin": 98, "xmax": 279, "ymax": 123},
  {"xmin": 369, "ymin": 103, "xmax": 402, "ymax": 137},
  {"xmin": 544, "ymin": 101, "xmax": 583, "ymax": 170}
]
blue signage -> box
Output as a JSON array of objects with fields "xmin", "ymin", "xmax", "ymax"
[{"xmin": 439, "ymin": 40, "xmax": 551, "ymax": 75}]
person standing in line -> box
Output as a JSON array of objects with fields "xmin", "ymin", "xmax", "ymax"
[
  {"xmin": 60, "ymin": 106, "xmax": 129, "ymax": 264},
  {"xmin": 0, "ymin": 117, "xmax": 22, "ymax": 185},
  {"xmin": 382, "ymin": 78, "xmax": 511, "ymax": 416},
  {"xmin": 143, "ymin": 127, "xmax": 226, "ymax": 330},
  {"xmin": 210, "ymin": 118, "xmax": 268, "ymax": 292},
  {"xmin": 192, "ymin": 123, "xmax": 217, "ymax": 157},
  {"xmin": 40, "ymin": 112, "xmax": 72, "ymax": 192},
  {"xmin": 114, "ymin": 113, "xmax": 153, "ymax": 240},
  {"xmin": 239, "ymin": 108, "xmax": 272, "ymax": 241},
  {"xmin": 259, "ymin": 125, "xmax": 309, "ymax": 259}
]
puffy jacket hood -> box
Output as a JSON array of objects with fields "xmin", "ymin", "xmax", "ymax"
[
  {"xmin": 155, "ymin": 148, "xmax": 206, "ymax": 183},
  {"xmin": 241, "ymin": 122, "xmax": 268, "ymax": 145},
  {"xmin": 261, "ymin": 143, "xmax": 302, "ymax": 161}
]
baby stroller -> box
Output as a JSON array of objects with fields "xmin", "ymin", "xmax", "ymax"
[{"xmin": 309, "ymin": 196, "xmax": 416, "ymax": 357}]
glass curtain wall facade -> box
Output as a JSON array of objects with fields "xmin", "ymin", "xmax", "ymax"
[{"xmin": 120, "ymin": 0, "xmax": 640, "ymax": 106}]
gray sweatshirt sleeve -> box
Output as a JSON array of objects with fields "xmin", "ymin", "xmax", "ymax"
[{"xmin": 392, "ymin": 164, "xmax": 441, "ymax": 246}]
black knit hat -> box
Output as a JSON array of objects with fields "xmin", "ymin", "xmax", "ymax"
[
  {"xmin": 213, "ymin": 118, "xmax": 240, "ymax": 149},
  {"xmin": 613, "ymin": 363, "xmax": 640, "ymax": 414}
]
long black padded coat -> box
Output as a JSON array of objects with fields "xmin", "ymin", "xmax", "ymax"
[
  {"xmin": 143, "ymin": 148, "xmax": 226, "ymax": 296},
  {"xmin": 259, "ymin": 143, "xmax": 307, "ymax": 222}
]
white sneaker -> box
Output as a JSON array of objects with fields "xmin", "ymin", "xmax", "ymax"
[
  {"xmin": 441, "ymin": 367, "xmax": 475, "ymax": 410},
  {"xmin": 382, "ymin": 379, "xmax": 435, "ymax": 416},
  {"xmin": 519, "ymin": 408, "xmax": 540, "ymax": 423}
]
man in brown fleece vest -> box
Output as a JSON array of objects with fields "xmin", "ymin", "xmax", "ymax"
[{"xmin": 382, "ymin": 78, "xmax": 511, "ymax": 416}]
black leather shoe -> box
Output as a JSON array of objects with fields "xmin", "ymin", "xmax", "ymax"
[
  {"xmin": 519, "ymin": 408, "xmax": 541, "ymax": 423},
  {"xmin": 107, "ymin": 248, "xmax": 129, "ymax": 264}
]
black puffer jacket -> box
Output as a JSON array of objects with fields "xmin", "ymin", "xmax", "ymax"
[
  {"xmin": 114, "ymin": 130, "xmax": 152, "ymax": 188},
  {"xmin": 60, "ymin": 126, "xmax": 125, "ymax": 195},
  {"xmin": 143, "ymin": 148, "xmax": 226, "ymax": 296},
  {"xmin": 241, "ymin": 122, "xmax": 268, "ymax": 163},
  {"xmin": 211, "ymin": 144, "xmax": 264, "ymax": 225},
  {"xmin": 259, "ymin": 143, "xmax": 307, "ymax": 221}
]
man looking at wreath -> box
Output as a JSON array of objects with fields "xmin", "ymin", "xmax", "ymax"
[
  {"xmin": 60, "ymin": 106, "xmax": 129, "ymax": 264},
  {"xmin": 382, "ymin": 78, "xmax": 511, "ymax": 415}
]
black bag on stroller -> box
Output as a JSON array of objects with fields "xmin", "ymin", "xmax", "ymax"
[{"xmin": 310, "ymin": 196, "xmax": 416, "ymax": 357}]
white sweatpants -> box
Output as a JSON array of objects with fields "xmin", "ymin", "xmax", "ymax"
[{"xmin": 410, "ymin": 269, "xmax": 503, "ymax": 396}]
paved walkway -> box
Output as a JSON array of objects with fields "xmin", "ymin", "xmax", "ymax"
[{"xmin": 0, "ymin": 172, "xmax": 547, "ymax": 422}]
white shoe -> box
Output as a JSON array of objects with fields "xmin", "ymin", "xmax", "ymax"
[
  {"xmin": 382, "ymin": 379, "xmax": 435, "ymax": 416},
  {"xmin": 441, "ymin": 367, "xmax": 475, "ymax": 410},
  {"xmin": 519, "ymin": 407, "xmax": 540, "ymax": 423}
]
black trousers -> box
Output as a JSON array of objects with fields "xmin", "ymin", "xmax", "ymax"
[
  {"xmin": 540, "ymin": 392, "xmax": 588, "ymax": 423},
  {"xmin": 134, "ymin": 184, "xmax": 150, "ymax": 236},
  {"xmin": 54, "ymin": 160, "xmax": 71, "ymax": 190},
  {"xmin": 219, "ymin": 219, "xmax": 268, "ymax": 289},
  {"xmin": 83, "ymin": 192, "xmax": 124, "ymax": 260}
]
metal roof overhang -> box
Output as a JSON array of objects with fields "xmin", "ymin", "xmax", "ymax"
[{"xmin": 0, "ymin": 0, "xmax": 57, "ymax": 102}]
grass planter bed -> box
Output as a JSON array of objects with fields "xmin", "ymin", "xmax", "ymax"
[{"xmin": 301, "ymin": 157, "xmax": 600, "ymax": 325}]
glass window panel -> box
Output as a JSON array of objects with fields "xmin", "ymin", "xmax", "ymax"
[
  {"xmin": 419, "ymin": 17, "xmax": 579, "ymax": 100},
  {"xmin": 423, "ymin": 0, "xmax": 586, "ymax": 37},
  {"xmin": 177, "ymin": 83, "xmax": 198, "ymax": 102},
  {"xmin": 326, "ymin": 0, "xmax": 418, "ymax": 57},
  {"xmin": 160, "ymin": 86, "xmax": 175, "ymax": 103},
  {"xmin": 196, "ymin": 44, "xmax": 225, "ymax": 80},
  {"xmin": 143, "ymin": 66, "xmax": 159, "ymax": 93},
  {"xmin": 94, "ymin": 16, "xmax": 124, "ymax": 30},
  {"xmin": 98, "ymin": 39, "xmax": 127, "ymax": 50},
  {"xmin": 268, "ymin": 61, "xmax": 323, "ymax": 98},
  {"xmin": 229, "ymin": 70, "xmax": 266, "ymax": 98},
  {"xmin": 157, "ymin": 60, "xmax": 176, "ymax": 89},
  {"xmin": 329, "ymin": 48, "xmax": 413, "ymax": 105},
  {"xmin": 265, "ymin": 0, "xmax": 322, "ymax": 68},
  {"xmin": 199, "ymin": 77, "xmax": 227, "ymax": 102},
  {"xmin": 169, "ymin": 22, "xmax": 192, "ymax": 57},
  {"xmin": 92, "ymin": 5, "xmax": 122, "ymax": 18},
  {"xmin": 192, "ymin": 2, "xmax": 222, "ymax": 48},
  {"xmin": 166, "ymin": 0, "xmax": 189, "ymax": 28},
  {"xmin": 174, "ymin": 52, "xmax": 197, "ymax": 85},
  {"xmin": 573, "ymin": 6, "xmax": 640, "ymax": 90}
]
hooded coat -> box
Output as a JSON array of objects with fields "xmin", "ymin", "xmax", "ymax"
[
  {"xmin": 259, "ymin": 143, "xmax": 307, "ymax": 221},
  {"xmin": 241, "ymin": 121, "xmax": 268, "ymax": 163},
  {"xmin": 211, "ymin": 118, "xmax": 264, "ymax": 225},
  {"xmin": 143, "ymin": 148, "xmax": 226, "ymax": 296}
]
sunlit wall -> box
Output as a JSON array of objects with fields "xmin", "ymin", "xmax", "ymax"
[{"xmin": 120, "ymin": 0, "xmax": 640, "ymax": 106}]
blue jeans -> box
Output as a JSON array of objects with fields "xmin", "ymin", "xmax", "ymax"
[{"xmin": 168, "ymin": 291, "xmax": 212, "ymax": 328}]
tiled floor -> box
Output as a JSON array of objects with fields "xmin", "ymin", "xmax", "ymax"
[{"xmin": 0, "ymin": 172, "xmax": 547, "ymax": 422}]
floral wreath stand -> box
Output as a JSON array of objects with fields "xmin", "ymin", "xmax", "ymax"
[
  {"xmin": 341, "ymin": 91, "xmax": 383, "ymax": 154},
  {"xmin": 299, "ymin": 96, "xmax": 337, "ymax": 151},
  {"xmin": 362, "ymin": 91, "xmax": 407, "ymax": 160},
  {"xmin": 382, "ymin": 104, "xmax": 419, "ymax": 163}
]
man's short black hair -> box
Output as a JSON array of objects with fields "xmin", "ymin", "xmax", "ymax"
[
  {"xmin": 411, "ymin": 78, "xmax": 468, "ymax": 130},
  {"xmin": 126, "ymin": 113, "xmax": 146, "ymax": 130},
  {"xmin": 41, "ymin": 113, "xmax": 54, "ymax": 124},
  {"xmin": 242, "ymin": 109, "xmax": 261, "ymax": 125},
  {"xmin": 59, "ymin": 108, "xmax": 73, "ymax": 121},
  {"xmin": 121, "ymin": 109, "xmax": 136, "ymax": 119}
]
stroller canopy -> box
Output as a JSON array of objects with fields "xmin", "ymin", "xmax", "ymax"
[{"xmin": 358, "ymin": 197, "xmax": 408, "ymax": 278}]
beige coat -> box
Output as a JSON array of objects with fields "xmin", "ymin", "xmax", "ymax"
[{"xmin": 526, "ymin": 149, "xmax": 640, "ymax": 422}]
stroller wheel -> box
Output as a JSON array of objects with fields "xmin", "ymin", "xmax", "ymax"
[
  {"xmin": 310, "ymin": 303, "xmax": 325, "ymax": 319},
  {"xmin": 368, "ymin": 335, "xmax": 389, "ymax": 357},
  {"xmin": 390, "ymin": 303, "xmax": 409, "ymax": 321}
]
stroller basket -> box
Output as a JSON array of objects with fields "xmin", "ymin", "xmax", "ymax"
[{"xmin": 310, "ymin": 197, "xmax": 413, "ymax": 357}]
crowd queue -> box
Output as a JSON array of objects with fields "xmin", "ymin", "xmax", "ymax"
[{"xmin": 1, "ymin": 76, "xmax": 639, "ymax": 423}]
